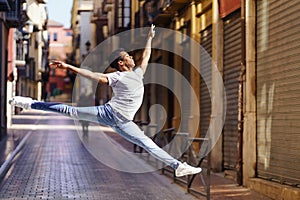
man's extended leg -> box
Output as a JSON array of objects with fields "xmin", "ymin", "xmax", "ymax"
[
  {"xmin": 9, "ymin": 96, "xmax": 100, "ymax": 124},
  {"xmin": 113, "ymin": 120, "xmax": 202, "ymax": 177}
]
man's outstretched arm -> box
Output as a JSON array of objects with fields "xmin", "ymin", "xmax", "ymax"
[
  {"xmin": 140, "ymin": 24, "xmax": 155, "ymax": 74},
  {"xmin": 50, "ymin": 61, "xmax": 108, "ymax": 84}
]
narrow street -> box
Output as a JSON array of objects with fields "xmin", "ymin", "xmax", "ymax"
[{"xmin": 0, "ymin": 110, "xmax": 196, "ymax": 200}]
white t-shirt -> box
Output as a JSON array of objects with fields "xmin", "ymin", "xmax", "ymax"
[{"xmin": 106, "ymin": 67, "xmax": 144, "ymax": 120}]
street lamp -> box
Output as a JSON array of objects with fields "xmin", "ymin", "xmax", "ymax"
[{"xmin": 85, "ymin": 40, "xmax": 91, "ymax": 53}]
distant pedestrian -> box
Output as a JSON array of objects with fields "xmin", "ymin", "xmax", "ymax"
[
  {"xmin": 9, "ymin": 24, "xmax": 202, "ymax": 177},
  {"xmin": 77, "ymin": 92, "xmax": 94, "ymax": 135}
]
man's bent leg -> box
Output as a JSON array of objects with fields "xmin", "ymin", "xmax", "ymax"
[
  {"xmin": 113, "ymin": 121, "xmax": 180, "ymax": 169},
  {"xmin": 113, "ymin": 120, "xmax": 202, "ymax": 177}
]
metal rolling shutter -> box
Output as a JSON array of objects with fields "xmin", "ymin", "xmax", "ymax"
[
  {"xmin": 200, "ymin": 26, "xmax": 212, "ymax": 138},
  {"xmin": 256, "ymin": 0, "xmax": 300, "ymax": 186},
  {"xmin": 222, "ymin": 10, "xmax": 241, "ymax": 171},
  {"xmin": 181, "ymin": 45, "xmax": 191, "ymax": 132},
  {"xmin": 181, "ymin": 24, "xmax": 191, "ymax": 133}
]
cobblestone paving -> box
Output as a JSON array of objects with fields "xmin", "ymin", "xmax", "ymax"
[{"xmin": 0, "ymin": 111, "xmax": 195, "ymax": 200}]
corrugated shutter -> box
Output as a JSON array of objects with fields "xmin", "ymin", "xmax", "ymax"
[
  {"xmin": 222, "ymin": 10, "xmax": 241, "ymax": 171},
  {"xmin": 180, "ymin": 23, "xmax": 191, "ymax": 133},
  {"xmin": 181, "ymin": 44, "xmax": 191, "ymax": 132},
  {"xmin": 200, "ymin": 26, "xmax": 212, "ymax": 138},
  {"xmin": 257, "ymin": 0, "xmax": 300, "ymax": 186}
]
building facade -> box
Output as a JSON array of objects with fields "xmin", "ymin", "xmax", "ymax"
[
  {"xmin": 0, "ymin": 0, "xmax": 47, "ymax": 137},
  {"xmin": 0, "ymin": 0, "xmax": 19, "ymax": 138},
  {"xmin": 71, "ymin": 0, "xmax": 97, "ymax": 102},
  {"xmin": 71, "ymin": 0, "xmax": 133, "ymax": 105},
  {"xmin": 131, "ymin": 0, "xmax": 300, "ymax": 199},
  {"xmin": 17, "ymin": 0, "xmax": 48, "ymax": 100},
  {"xmin": 47, "ymin": 20, "xmax": 73, "ymax": 100},
  {"xmin": 69, "ymin": 0, "xmax": 300, "ymax": 199},
  {"xmin": 6, "ymin": 0, "xmax": 48, "ymax": 123}
]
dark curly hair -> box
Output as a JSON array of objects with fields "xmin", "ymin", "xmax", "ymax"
[{"xmin": 108, "ymin": 48, "xmax": 125, "ymax": 71}]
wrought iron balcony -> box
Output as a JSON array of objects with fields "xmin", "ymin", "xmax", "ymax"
[
  {"xmin": 162, "ymin": 0, "xmax": 190, "ymax": 13},
  {"xmin": 141, "ymin": 0, "xmax": 190, "ymax": 26},
  {"xmin": 0, "ymin": 0, "xmax": 14, "ymax": 11},
  {"xmin": 16, "ymin": 44, "xmax": 25, "ymax": 65},
  {"xmin": 6, "ymin": 0, "xmax": 25, "ymax": 28}
]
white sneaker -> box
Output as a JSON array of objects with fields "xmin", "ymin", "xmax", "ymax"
[
  {"xmin": 9, "ymin": 96, "xmax": 34, "ymax": 110},
  {"xmin": 175, "ymin": 162, "xmax": 202, "ymax": 177}
]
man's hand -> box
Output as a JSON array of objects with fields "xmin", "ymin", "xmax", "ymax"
[
  {"xmin": 49, "ymin": 60, "xmax": 67, "ymax": 70},
  {"xmin": 148, "ymin": 24, "xmax": 155, "ymax": 38}
]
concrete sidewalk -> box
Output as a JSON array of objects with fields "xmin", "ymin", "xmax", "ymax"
[{"xmin": 0, "ymin": 109, "xmax": 272, "ymax": 199}]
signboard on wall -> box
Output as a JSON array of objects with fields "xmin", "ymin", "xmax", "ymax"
[{"xmin": 219, "ymin": 0, "xmax": 241, "ymax": 18}]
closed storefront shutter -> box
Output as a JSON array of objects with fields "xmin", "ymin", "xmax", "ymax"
[
  {"xmin": 200, "ymin": 26, "xmax": 212, "ymax": 138},
  {"xmin": 256, "ymin": 0, "xmax": 300, "ymax": 186},
  {"xmin": 222, "ymin": 10, "xmax": 241, "ymax": 171},
  {"xmin": 181, "ymin": 49, "xmax": 191, "ymax": 132},
  {"xmin": 181, "ymin": 23, "xmax": 191, "ymax": 133}
]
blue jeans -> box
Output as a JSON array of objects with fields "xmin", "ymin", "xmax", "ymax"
[{"xmin": 31, "ymin": 102, "xmax": 180, "ymax": 169}]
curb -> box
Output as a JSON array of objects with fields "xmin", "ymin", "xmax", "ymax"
[{"xmin": 0, "ymin": 131, "xmax": 32, "ymax": 178}]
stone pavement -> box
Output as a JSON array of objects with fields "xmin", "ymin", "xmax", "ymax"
[
  {"xmin": 0, "ymin": 109, "xmax": 272, "ymax": 200},
  {"xmin": 0, "ymin": 110, "xmax": 196, "ymax": 200}
]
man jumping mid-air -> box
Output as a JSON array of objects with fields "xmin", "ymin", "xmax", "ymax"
[{"xmin": 9, "ymin": 24, "xmax": 202, "ymax": 177}]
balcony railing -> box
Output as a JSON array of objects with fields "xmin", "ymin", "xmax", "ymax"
[
  {"xmin": 14, "ymin": 30, "xmax": 27, "ymax": 67},
  {"xmin": 163, "ymin": 0, "xmax": 190, "ymax": 13},
  {"xmin": 6, "ymin": 0, "xmax": 24, "ymax": 28},
  {"xmin": 146, "ymin": 0, "xmax": 190, "ymax": 26},
  {"xmin": 0, "ymin": 0, "xmax": 15, "ymax": 11}
]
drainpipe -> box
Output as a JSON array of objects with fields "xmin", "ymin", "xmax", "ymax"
[{"xmin": 237, "ymin": 0, "xmax": 246, "ymax": 186}]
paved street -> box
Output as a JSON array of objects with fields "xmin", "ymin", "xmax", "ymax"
[
  {"xmin": 0, "ymin": 109, "xmax": 272, "ymax": 200},
  {"xmin": 0, "ymin": 110, "xmax": 196, "ymax": 200}
]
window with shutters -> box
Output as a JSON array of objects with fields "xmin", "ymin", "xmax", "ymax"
[{"xmin": 116, "ymin": 0, "xmax": 131, "ymax": 29}]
